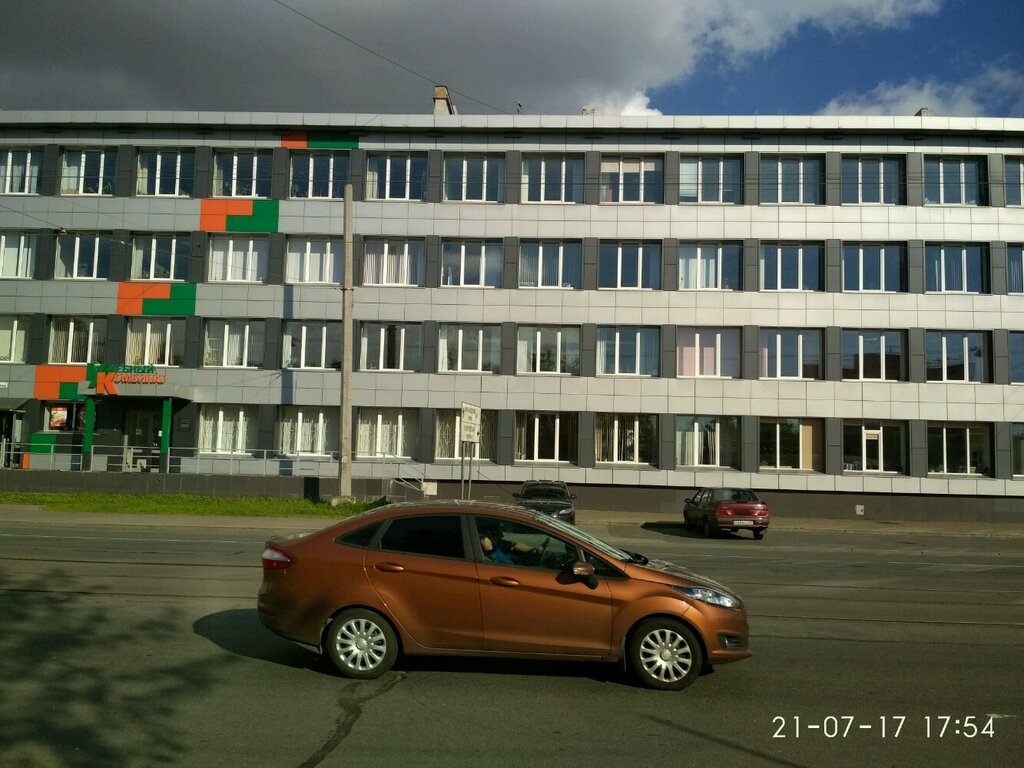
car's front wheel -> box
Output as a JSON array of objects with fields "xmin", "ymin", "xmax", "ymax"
[
  {"xmin": 628, "ymin": 618, "xmax": 703, "ymax": 690},
  {"xmin": 325, "ymin": 609, "xmax": 398, "ymax": 679}
]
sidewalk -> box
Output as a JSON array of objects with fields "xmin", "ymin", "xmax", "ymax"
[{"xmin": 3, "ymin": 503, "xmax": 1024, "ymax": 538}]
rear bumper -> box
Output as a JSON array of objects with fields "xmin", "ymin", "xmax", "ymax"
[{"xmin": 714, "ymin": 517, "xmax": 769, "ymax": 530}]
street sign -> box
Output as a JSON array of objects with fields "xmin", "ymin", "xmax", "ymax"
[{"xmin": 460, "ymin": 402, "xmax": 481, "ymax": 444}]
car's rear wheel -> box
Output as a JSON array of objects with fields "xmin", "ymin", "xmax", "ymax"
[
  {"xmin": 325, "ymin": 609, "xmax": 398, "ymax": 679},
  {"xmin": 629, "ymin": 618, "xmax": 703, "ymax": 691},
  {"xmin": 753, "ymin": 528, "xmax": 765, "ymax": 540}
]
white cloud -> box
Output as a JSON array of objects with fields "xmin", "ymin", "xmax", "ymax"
[
  {"xmin": 819, "ymin": 66, "xmax": 1024, "ymax": 117},
  {"xmin": 0, "ymin": 0, "xmax": 943, "ymax": 113},
  {"xmin": 585, "ymin": 91, "xmax": 663, "ymax": 116}
]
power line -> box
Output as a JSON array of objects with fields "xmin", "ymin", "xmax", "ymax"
[{"xmin": 268, "ymin": 0, "xmax": 511, "ymax": 115}]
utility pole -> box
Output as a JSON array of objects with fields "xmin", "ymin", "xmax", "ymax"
[{"xmin": 337, "ymin": 181, "xmax": 354, "ymax": 500}]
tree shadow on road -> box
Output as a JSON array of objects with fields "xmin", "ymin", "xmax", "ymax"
[{"xmin": 0, "ymin": 568, "xmax": 229, "ymax": 768}]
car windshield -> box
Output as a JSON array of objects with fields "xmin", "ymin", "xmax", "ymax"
[
  {"xmin": 541, "ymin": 515, "xmax": 631, "ymax": 561},
  {"xmin": 712, "ymin": 489, "xmax": 758, "ymax": 502},
  {"xmin": 521, "ymin": 486, "xmax": 568, "ymax": 500}
]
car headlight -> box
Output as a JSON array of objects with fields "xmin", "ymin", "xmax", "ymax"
[{"xmin": 672, "ymin": 585, "xmax": 740, "ymax": 609}]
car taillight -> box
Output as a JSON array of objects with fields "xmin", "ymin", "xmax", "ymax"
[
  {"xmin": 262, "ymin": 546, "xmax": 292, "ymax": 570},
  {"xmin": 716, "ymin": 503, "xmax": 734, "ymax": 517}
]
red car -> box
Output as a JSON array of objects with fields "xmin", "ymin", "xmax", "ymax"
[
  {"xmin": 259, "ymin": 500, "xmax": 751, "ymax": 690},
  {"xmin": 683, "ymin": 488, "xmax": 770, "ymax": 539}
]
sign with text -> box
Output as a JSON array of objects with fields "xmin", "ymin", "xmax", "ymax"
[{"xmin": 460, "ymin": 402, "xmax": 481, "ymax": 444}]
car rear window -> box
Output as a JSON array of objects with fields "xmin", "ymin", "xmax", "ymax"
[
  {"xmin": 336, "ymin": 521, "xmax": 383, "ymax": 549},
  {"xmin": 379, "ymin": 515, "xmax": 465, "ymax": 559},
  {"xmin": 712, "ymin": 489, "xmax": 758, "ymax": 502}
]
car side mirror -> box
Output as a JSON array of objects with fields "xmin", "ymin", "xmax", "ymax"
[{"xmin": 571, "ymin": 561, "xmax": 598, "ymax": 588}]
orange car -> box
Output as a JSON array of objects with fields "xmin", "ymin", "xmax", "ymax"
[{"xmin": 258, "ymin": 500, "xmax": 750, "ymax": 690}]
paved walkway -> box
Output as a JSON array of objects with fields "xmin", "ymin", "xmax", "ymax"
[{"xmin": 3, "ymin": 503, "xmax": 1024, "ymax": 538}]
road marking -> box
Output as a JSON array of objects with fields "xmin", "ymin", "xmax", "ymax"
[{"xmin": 0, "ymin": 532, "xmax": 256, "ymax": 545}]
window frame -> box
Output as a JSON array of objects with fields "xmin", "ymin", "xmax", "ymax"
[
  {"xmin": 759, "ymin": 329, "xmax": 822, "ymax": 380},
  {"xmin": 0, "ymin": 148, "xmax": 41, "ymax": 194},
  {"xmin": 599, "ymin": 155, "xmax": 663, "ymax": 204},
  {"xmin": 842, "ymin": 243, "xmax": 906, "ymax": 293},
  {"xmin": 55, "ymin": 234, "xmax": 111, "ymax": 280},
  {"xmin": 362, "ymin": 239, "xmax": 425, "ymax": 287},
  {"xmin": 48, "ymin": 316, "xmax": 106, "ymax": 364},
  {"xmin": 435, "ymin": 409, "xmax": 498, "ymax": 461},
  {"xmin": 0, "ymin": 232, "xmax": 37, "ymax": 279},
  {"xmin": 208, "ymin": 236, "xmax": 269, "ymax": 283},
  {"xmin": 198, "ymin": 404, "xmax": 259, "ymax": 455},
  {"xmin": 440, "ymin": 240, "xmax": 502, "ymax": 287},
  {"xmin": 136, "ymin": 149, "xmax": 195, "ymax": 197},
  {"xmin": 359, "ymin": 322, "xmax": 422, "ymax": 372},
  {"xmin": 596, "ymin": 326, "xmax": 660, "ymax": 376},
  {"xmin": 356, "ymin": 407, "xmax": 418, "ymax": 458},
  {"xmin": 759, "ymin": 418, "xmax": 822, "ymax": 471},
  {"xmin": 676, "ymin": 327, "xmax": 740, "ymax": 378},
  {"xmin": 131, "ymin": 234, "xmax": 190, "ymax": 281},
  {"xmin": 595, "ymin": 413, "xmax": 658, "ymax": 465},
  {"xmin": 0, "ymin": 315, "xmax": 28, "ymax": 363},
  {"xmin": 842, "ymin": 421, "xmax": 907, "ymax": 474},
  {"xmin": 521, "ymin": 154, "xmax": 584, "ymax": 204},
  {"xmin": 277, "ymin": 406, "xmax": 338, "ymax": 457},
  {"xmin": 598, "ymin": 242, "xmax": 661, "ymax": 289},
  {"xmin": 213, "ymin": 150, "xmax": 273, "ymax": 198},
  {"xmin": 61, "ymin": 148, "xmax": 117, "ymax": 195},
  {"xmin": 925, "ymin": 331, "xmax": 989, "ymax": 383},
  {"xmin": 925, "ymin": 244, "xmax": 989, "ymax": 294},
  {"xmin": 365, "ymin": 153, "xmax": 428, "ymax": 201},
  {"xmin": 759, "ymin": 155, "xmax": 823, "ymax": 204},
  {"xmin": 514, "ymin": 411, "xmax": 579, "ymax": 463},
  {"xmin": 678, "ymin": 155, "xmax": 743, "ymax": 204},
  {"xmin": 516, "ymin": 325, "xmax": 581, "ymax": 376},
  {"xmin": 760, "ymin": 243, "xmax": 823, "ymax": 291},
  {"xmin": 841, "ymin": 329, "xmax": 905, "ymax": 382},
  {"xmin": 840, "ymin": 156, "xmax": 904, "ymax": 205},
  {"xmin": 289, "ymin": 150, "xmax": 350, "ymax": 199},
  {"xmin": 437, "ymin": 324, "xmax": 501, "ymax": 373},
  {"xmin": 924, "ymin": 156, "xmax": 987, "ymax": 205},
  {"xmin": 677, "ymin": 242, "xmax": 742, "ymax": 290},
  {"xmin": 443, "ymin": 153, "xmax": 505, "ymax": 202},
  {"xmin": 203, "ymin": 319, "xmax": 266, "ymax": 368},
  {"xmin": 518, "ymin": 241, "xmax": 582, "ymax": 289},
  {"xmin": 927, "ymin": 422, "xmax": 991, "ymax": 476},
  {"xmin": 125, "ymin": 317, "xmax": 185, "ymax": 367},
  {"xmin": 283, "ymin": 321, "xmax": 342, "ymax": 370},
  {"xmin": 285, "ymin": 237, "xmax": 343, "ymax": 284},
  {"xmin": 675, "ymin": 415, "xmax": 740, "ymax": 469}
]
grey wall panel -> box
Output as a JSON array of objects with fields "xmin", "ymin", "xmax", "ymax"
[
  {"xmin": 663, "ymin": 151, "xmax": 680, "ymax": 206},
  {"xmin": 500, "ymin": 322, "xmax": 516, "ymax": 376},
  {"xmin": 188, "ymin": 232, "xmax": 208, "ymax": 283},
  {"xmin": 503, "ymin": 237, "xmax": 519, "ymax": 289},
  {"xmin": 993, "ymin": 421, "xmax": 1012, "ymax": 480},
  {"xmin": 110, "ymin": 229, "xmax": 131, "ymax": 282},
  {"xmin": 421, "ymin": 320, "xmax": 438, "ymax": 374},
  {"xmin": 662, "ymin": 238, "xmax": 678, "ymax": 292},
  {"xmin": 992, "ymin": 329, "xmax": 1010, "ymax": 385},
  {"xmin": 184, "ymin": 316, "xmax": 204, "ymax": 369},
  {"xmin": 582, "ymin": 238, "xmax": 599, "ymax": 291},
  {"xmin": 658, "ymin": 412, "xmax": 675, "ymax": 470},
  {"xmin": 825, "ymin": 239, "xmax": 842, "ymax": 293},
  {"xmin": 257, "ymin": 404, "xmax": 276, "ymax": 451},
  {"xmin": 263, "ymin": 317, "xmax": 283, "ymax": 370},
  {"xmin": 740, "ymin": 414, "xmax": 759, "ymax": 473},
  {"xmin": 271, "ymin": 147, "xmax": 289, "ymax": 200},
  {"xmin": 418, "ymin": 407, "xmax": 436, "ymax": 463},
  {"xmin": 909, "ymin": 419, "xmax": 928, "ymax": 477},
  {"xmin": 661, "ymin": 324, "xmax": 677, "ymax": 379},
  {"xmin": 497, "ymin": 409, "xmax": 515, "ymax": 466},
  {"xmin": 907, "ymin": 240, "xmax": 925, "ymax": 294},
  {"xmin": 104, "ymin": 315, "xmax": 127, "ymax": 366},
  {"xmin": 115, "ymin": 145, "xmax": 135, "ymax": 198},
  {"xmin": 824, "ymin": 326, "xmax": 842, "ymax": 381},
  {"xmin": 742, "ymin": 325, "xmax": 759, "ymax": 379},
  {"xmin": 348, "ymin": 149, "xmax": 367, "ymax": 202},
  {"xmin": 907, "ymin": 327, "xmax": 926, "ymax": 383},
  {"xmin": 27, "ymin": 313, "xmax": 47, "ymax": 364},
  {"xmin": 267, "ymin": 233, "xmax": 285, "ymax": 285},
  {"xmin": 426, "ymin": 149, "xmax": 443, "ymax": 204},
  {"xmin": 34, "ymin": 232, "xmax": 56, "ymax": 281},
  {"xmin": 193, "ymin": 147, "xmax": 213, "ymax": 198},
  {"xmin": 906, "ymin": 153, "xmax": 924, "ymax": 207},
  {"xmin": 743, "ymin": 151, "xmax": 759, "ymax": 206},
  {"xmin": 425, "ymin": 235, "xmax": 441, "ymax": 288},
  {"xmin": 991, "ymin": 241, "xmax": 1008, "ymax": 295},
  {"xmin": 825, "ymin": 152, "xmax": 842, "ymax": 206},
  {"xmin": 988, "ymin": 153, "xmax": 1006, "ymax": 208},
  {"xmin": 580, "ymin": 324, "xmax": 597, "ymax": 378},
  {"xmin": 504, "ymin": 150, "xmax": 521, "ymax": 205},
  {"xmin": 39, "ymin": 145, "xmax": 61, "ymax": 197},
  {"xmin": 824, "ymin": 417, "xmax": 842, "ymax": 475},
  {"xmin": 577, "ymin": 411, "xmax": 596, "ymax": 469},
  {"xmin": 742, "ymin": 238, "xmax": 758, "ymax": 292},
  {"xmin": 584, "ymin": 151, "xmax": 600, "ymax": 206}
]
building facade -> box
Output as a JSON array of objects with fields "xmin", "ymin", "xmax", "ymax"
[{"xmin": 2, "ymin": 110, "xmax": 1024, "ymax": 514}]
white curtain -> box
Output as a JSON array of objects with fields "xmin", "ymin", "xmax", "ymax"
[{"xmin": 519, "ymin": 243, "xmax": 538, "ymax": 287}]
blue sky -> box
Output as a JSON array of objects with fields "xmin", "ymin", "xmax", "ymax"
[{"xmin": 1, "ymin": 1, "xmax": 1022, "ymax": 117}]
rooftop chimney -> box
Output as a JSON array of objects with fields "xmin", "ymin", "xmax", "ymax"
[{"xmin": 433, "ymin": 85, "xmax": 458, "ymax": 116}]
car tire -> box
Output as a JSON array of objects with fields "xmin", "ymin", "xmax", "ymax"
[
  {"xmin": 753, "ymin": 528, "xmax": 765, "ymax": 540},
  {"xmin": 702, "ymin": 517, "xmax": 716, "ymax": 538},
  {"xmin": 324, "ymin": 609, "xmax": 398, "ymax": 679},
  {"xmin": 628, "ymin": 618, "xmax": 703, "ymax": 691}
]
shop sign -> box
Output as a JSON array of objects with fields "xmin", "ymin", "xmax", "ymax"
[{"xmin": 85, "ymin": 364, "xmax": 168, "ymax": 396}]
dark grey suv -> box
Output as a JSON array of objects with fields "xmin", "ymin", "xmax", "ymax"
[{"xmin": 513, "ymin": 480, "xmax": 577, "ymax": 524}]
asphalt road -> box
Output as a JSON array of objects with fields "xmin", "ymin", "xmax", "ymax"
[{"xmin": 1, "ymin": 513, "xmax": 1022, "ymax": 768}]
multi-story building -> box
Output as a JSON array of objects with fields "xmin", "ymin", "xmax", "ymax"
[{"xmin": 2, "ymin": 104, "xmax": 1024, "ymax": 516}]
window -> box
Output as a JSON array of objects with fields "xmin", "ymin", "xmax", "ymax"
[
  {"xmin": 925, "ymin": 244, "xmax": 988, "ymax": 293},
  {"xmin": 61, "ymin": 149, "xmax": 117, "ymax": 195},
  {"xmin": 203, "ymin": 319, "xmax": 265, "ymax": 368},
  {"xmin": 55, "ymin": 234, "xmax": 111, "ymax": 279},
  {"xmin": 435, "ymin": 409, "xmax": 497, "ymax": 460},
  {"xmin": 759, "ymin": 329, "xmax": 822, "ymax": 379},
  {"xmin": 438, "ymin": 324, "xmax": 501, "ymax": 373},
  {"xmin": 131, "ymin": 234, "xmax": 190, "ymax": 281},
  {"xmin": 925, "ymin": 331, "xmax": 988, "ymax": 383},
  {"xmin": 597, "ymin": 327, "xmax": 660, "ymax": 376},
  {"xmin": 841, "ymin": 156, "xmax": 904, "ymax": 204},
  {"xmin": 1010, "ymin": 246, "xmax": 1024, "ymax": 294},
  {"xmin": 208, "ymin": 236, "xmax": 269, "ymax": 283},
  {"xmin": 198, "ymin": 404, "xmax": 258, "ymax": 454},
  {"xmin": 441, "ymin": 241, "xmax": 502, "ymax": 287},
  {"xmin": 761, "ymin": 243, "xmax": 823, "ymax": 290},
  {"xmin": 677, "ymin": 328, "xmax": 740, "ymax": 378},
  {"xmin": 518, "ymin": 241, "xmax": 581, "ymax": 288},
  {"xmin": 366, "ymin": 153, "xmax": 427, "ymax": 201},
  {"xmin": 676, "ymin": 415, "xmax": 739, "ymax": 468},
  {"xmin": 49, "ymin": 317, "xmax": 106, "ymax": 364},
  {"xmin": 213, "ymin": 151, "xmax": 272, "ymax": 198},
  {"xmin": 842, "ymin": 243, "xmax": 905, "ymax": 292},
  {"xmin": 278, "ymin": 406, "xmax": 338, "ymax": 456},
  {"xmin": 284, "ymin": 321, "xmax": 342, "ymax": 369},
  {"xmin": 842, "ymin": 422, "xmax": 906, "ymax": 473},
  {"xmin": 759, "ymin": 155, "xmax": 823, "ymax": 204},
  {"xmin": 678, "ymin": 243, "xmax": 741, "ymax": 290},
  {"xmin": 928, "ymin": 423, "xmax": 991, "ymax": 475},
  {"xmin": 516, "ymin": 326, "xmax": 581, "ymax": 375},
  {"xmin": 286, "ymin": 238, "xmax": 342, "ymax": 284},
  {"xmin": 1006, "ymin": 158, "xmax": 1024, "ymax": 206},
  {"xmin": 515, "ymin": 411, "xmax": 578, "ymax": 462},
  {"xmin": 1012, "ymin": 424, "xmax": 1024, "ymax": 475},
  {"xmin": 44, "ymin": 402, "xmax": 86, "ymax": 432},
  {"xmin": 760, "ymin": 418, "xmax": 823, "ymax": 470},
  {"xmin": 475, "ymin": 516, "xmax": 577, "ymax": 570},
  {"xmin": 126, "ymin": 318, "xmax": 185, "ymax": 366},
  {"xmin": 444, "ymin": 154, "xmax": 505, "ymax": 202},
  {"xmin": 924, "ymin": 157, "xmax": 986, "ymax": 205},
  {"xmin": 362, "ymin": 240, "xmax": 424, "ymax": 286},
  {"xmin": 521, "ymin": 155, "xmax": 583, "ymax": 203},
  {"xmin": 595, "ymin": 413, "xmax": 657, "ymax": 465},
  {"xmin": 1, "ymin": 148, "xmax": 40, "ymax": 194},
  {"xmin": 136, "ymin": 149, "xmax": 195, "ymax": 197},
  {"xmin": 0, "ymin": 315, "xmax": 28, "ymax": 363},
  {"xmin": 0, "ymin": 232, "xmax": 36, "ymax": 278},
  {"xmin": 598, "ymin": 242, "xmax": 661, "ymax": 289},
  {"xmin": 599, "ymin": 156, "xmax": 663, "ymax": 203},
  {"xmin": 679, "ymin": 156, "xmax": 742, "ymax": 203},
  {"xmin": 359, "ymin": 322, "xmax": 422, "ymax": 372},
  {"xmin": 841, "ymin": 330, "xmax": 905, "ymax": 381},
  {"xmin": 1011, "ymin": 332, "xmax": 1024, "ymax": 383},
  {"xmin": 290, "ymin": 151, "xmax": 349, "ymax": 199},
  {"xmin": 356, "ymin": 407, "xmax": 419, "ymax": 458},
  {"xmin": 381, "ymin": 516, "xmax": 464, "ymax": 560}
]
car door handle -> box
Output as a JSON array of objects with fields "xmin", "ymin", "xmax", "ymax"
[
  {"xmin": 375, "ymin": 563, "xmax": 405, "ymax": 572},
  {"xmin": 489, "ymin": 576, "xmax": 520, "ymax": 588}
]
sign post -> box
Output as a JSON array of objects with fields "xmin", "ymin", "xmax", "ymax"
[{"xmin": 460, "ymin": 402, "xmax": 480, "ymax": 500}]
